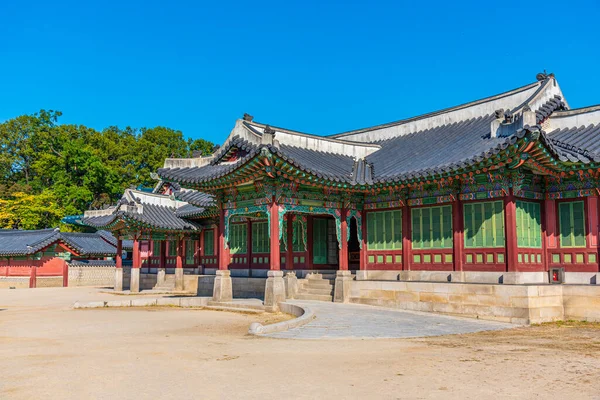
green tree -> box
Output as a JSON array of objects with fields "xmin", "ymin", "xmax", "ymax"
[
  {"xmin": 0, "ymin": 109, "xmax": 214, "ymax": 229},
  {"xmin": 0, "ymin": 191, "xmax": 65, "ymax": 230}
]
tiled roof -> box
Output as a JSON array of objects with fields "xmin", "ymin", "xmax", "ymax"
[
  {"xmin": 0, "ymin": 229, "xmax": 61, "ymax": 256},
  {"xmin": 67, "ymin": 259, "xmax": 117, "ymax": 267},
  {"xmin": 366, "ymin": 115, "xmax": 507, "ymax": 182},
  {"xmin": 174, "ymin": 189, "xmax": 215, "ymax": 207},
  {"xmin": 0, "ymin": 229, "xmax": 119, "ymax": 257},
  {"xmin": 82, "ymin": 190, "xmax": 201, "ymax": 231},
  {"xmin": 96, "ymin": 230, "xmax": 134, "ymax": 250},
  {"xmin": 156, "ymin": 75, "xmax": 600, "ymax": 188},
  {"xmin": 536, "ymin": 95, "xmax": 567, "ymax": 124},
  {"xmin": 60, "ymin": 232, "xmax": 119, "ymax": 256},
  {"xmin": 174, "ymin": 204, "xmax": 206, "ymax": 218},
  {"xmin": 274, "ymin": 144, "xmax": 358, "ymax": 183},
  {"xmin": 546, "ymin": 124, "xmax": 600, "ymax": 163}
]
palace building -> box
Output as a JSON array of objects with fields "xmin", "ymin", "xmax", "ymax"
[{"xmin": 81, "ymin": 73, "xmax": 600, "ymax": 308}]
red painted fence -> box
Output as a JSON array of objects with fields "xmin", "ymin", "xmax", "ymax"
[{"xmin": 0, "ymin": 258, "xmax": 68, "ymax": 288}]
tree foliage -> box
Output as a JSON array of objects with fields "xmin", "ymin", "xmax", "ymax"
[{"xmin": 0, "ymin": 110, "xmax": 215, "ymax": 229}]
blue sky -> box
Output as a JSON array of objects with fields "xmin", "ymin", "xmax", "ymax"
[{"xmin": 1, "ymin": 1, "xmax": 599, "ymax": 143}]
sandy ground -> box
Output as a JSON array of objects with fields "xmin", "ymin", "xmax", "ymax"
[{"xmin": 1, "ymin": 287, "xmax": 599, "ymax": 400}]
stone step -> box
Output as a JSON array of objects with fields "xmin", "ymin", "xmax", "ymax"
[
  {"xmin": 300, "ymin": 282, "xmax": 333, "ymax": 290},
  {"xmin": 320, "ymin": 274, "xmax": 337, "ymax": 280},
  {"xmin": 206, "ymin": 301, "xmax": 265, "ymax": 311},
  {"xmin": 205, "ymin": 306, "xmax": 264, "ymax": 314},
  {"xmin": 153, "ymin": 287, "xmax": 175, "ymax": 291},
  {"xmin": 294, "ymin": 293, "xmax": 333, "ymax": 302},
  {"xmin": 298, "ymin": 280, "xmax": 333, "ymax": 289},
  {"xmin": 301, "ymin": 288, "xmax": 333, "ymax": 296}
]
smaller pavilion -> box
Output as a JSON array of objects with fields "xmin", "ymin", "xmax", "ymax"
[{"xmin": 82, "ymin": 188, "xmax": 212, "ymax": 292}]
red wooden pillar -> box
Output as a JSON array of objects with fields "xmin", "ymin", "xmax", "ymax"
[
  {"xmin": 29, "ymin": 264, "xmax": 37, "ymax": 288},
  {"xmin": 248, "ymin": 221, "xmax": 253, "ymax": 271},
  {"xmin": 360, "ymin": 210, "xmax": 367, "ymax": 270},
  {"xmin": 541, "ymin": 200, "xmax": 548, "ymax": 271},
  {"xmin": 159, "ymin": 241, "xmax": 167, "ymax": 268},
  {"xmin": 339, "ymin": 208, "xmax": 349, "ymax": 271},
  {"xmin": 504, "ymin": 191, "xmax": 518, "ymax": 272},
  {"xmin": 286, "ymin": 213, "xmax": 294, "ymax": 270},
  {"xmin": 269, "ymin": 201, "xmax": 281, "ymax": 270},
  {"xmin": 176, "ymin": 238, "xmax": 183, "ymax": 269},
  {"xmin": 544, "ymin": 199, "xmax": 558, "ymax": 269},
  {"xmin": 116, "ymin": 238, "xmax": 123, "ymax": 269},
  {"xmin": 133, "ymin": 238, "xmax": 141, "ymax": 269},
  {"xmin": 200, "ymin": 230, "xmax": 205, "ymax": 258},
  {"xmin": 402, "ymin": 204, "xmax": 412, "ymax": 271},
  {"xmin": 452, "ymin": 198, "xmax": 464, "ymax": 272},
  {"xmin": 62, "ymin": 259, "xmax": 69, "ymax": 287},
  {"xmin": 218, "ymin": 206, "xmax": 230, "ymax": 270},
  {"xmin": 585, "ymin": 196, "xmax": 599, "ymax": 269}
]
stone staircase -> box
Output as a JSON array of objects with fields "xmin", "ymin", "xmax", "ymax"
[
  {"xmin": 295, "ymin": 273, "xmax": 334, "ymax": 302},
  {"xmin": 153, "ymin": 274, "xmax": 175, "ymax": 291}
]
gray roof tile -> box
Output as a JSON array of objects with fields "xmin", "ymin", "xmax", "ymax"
[{"xmin": 0, "ymin": 229, "xmax": 118, "ymax": 257}]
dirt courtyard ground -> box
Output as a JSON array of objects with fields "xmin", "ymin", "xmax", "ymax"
[{"xmin": 1, "ymin": 288, "xmax": 599, "ymax": 399}]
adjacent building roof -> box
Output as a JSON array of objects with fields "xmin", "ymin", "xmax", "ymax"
[
  {"xmin": 60, "ymin": 232, "xmax": 120, "ymax": 257},
  {"xmin": 0, "ymin": 228, "xmax": 119, "ymax": 257},
  {"xmin": 96, "ymin": 230, "xmax": 134, "ymax": 250},
  {"xmin": 82, "ymin": 189, "xmax": 203, "ymax": 231}
]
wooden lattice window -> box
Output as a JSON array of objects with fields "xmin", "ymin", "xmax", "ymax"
[
  {"xmin": 204, "ymin": 229, "xmax": 214, "ymax": 256},
  {"xmin": 366, "ymin": 210, "xmax": 402, "ymax": 250},
  {"xmin": 516, "ymin": 201, "xmax": 542, "ymax": 248},
  {"xmin": 185, "ymin": 240, "xmax": 196, "ymax": 264},
  {"xmin": 279, "ymin": 219, "xmax": 306, "ymax": 252},
  {"xmin": 251, "ymin": 221, "xmax": 269, "ymax": 254},
  {"xmin": 313, "ymin": 218, "xmax": 329, "ymax": 264},
  {"xmin": 229, "ymin": 223, "xmax": 247, "ymax": 254},
  {"xmin": 168, "ymin": 240, "xmax": 177, "ymax": 256},
  {"xmin": 152, "ymin": 240, "xmax": 161, "ymax": 256},
  {"xmin": 464, "ymin": 201, "xmax": 505, "ymax": 248},
  {"xmin": 411, "ymin": 205, "xmax": 453, "ymax": 249},
  {"xmin": 559, "ymin": 201, "xmax": 586, "ymax": 248}
]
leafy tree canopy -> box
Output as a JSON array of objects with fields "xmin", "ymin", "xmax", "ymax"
[{"xmin": 0, "ymin": 110, "xmax": 215, "ymax": 230}]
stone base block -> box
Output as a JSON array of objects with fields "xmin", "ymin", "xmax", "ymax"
[
  {"xmin": 156, "ymin": 268, "xmax": 166, "ymax": 286},
  {"xmin": 130, "ymin": 268, "xmax": 140, "ymax": 293},
  {"xmin": 284, "ymin": 271, "xmax": 298, "ymax": 299},
  {"xmin": 334, "ymin": 270, "xmax": 353, "ymax": 303},
  {"xmin": 564, "ymin": 272, "xmax": 599, "ymax": 285},
  {"xmin": 212, "ymin": 270, "xmax": 233, "ymax": 302},
  {"xmin": 114, "ymin": 268, "xmax": 123, "ymax": 291},
  {"xmin": 175, "ymin": 268, "xmax": 184, "ymax": 291},
  {"xmin": 264, "ymin": 270, "xmax": 286, "ymax": 311}
]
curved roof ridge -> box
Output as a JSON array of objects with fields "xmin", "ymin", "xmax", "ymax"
[
  {"xmin": 330, "ymin": 80, "xmax": 541, "ymax": 140},
  {"xmin": 244, "ymin": 121, "xmax": 381, "ymax": 147},
  {"xmin": 552, "ymin": 104, "xmax": 600, "ymax": 117}
]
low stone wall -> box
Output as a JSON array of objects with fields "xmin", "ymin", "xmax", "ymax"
[
  {"xmin": 197, "ymin": 276, "xmax": 266, "ymax": 298},
  {"xmin": 68, "ymin": 266, "xmax": 118, "ymax": 287},
  {"xmin": 349, "ymin": 280, "xmax": 600, "ymax": 324},
  {"xmin": 35, "ymin": 276, "xmax": 64, "ymax": 288},
  {"xmin": 563, "ymin": 285, "xmax": 600, "ymax": 321},
  {"xmin": 0, "ymin": 277, "xmax": 30, "ymax": 289}
]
